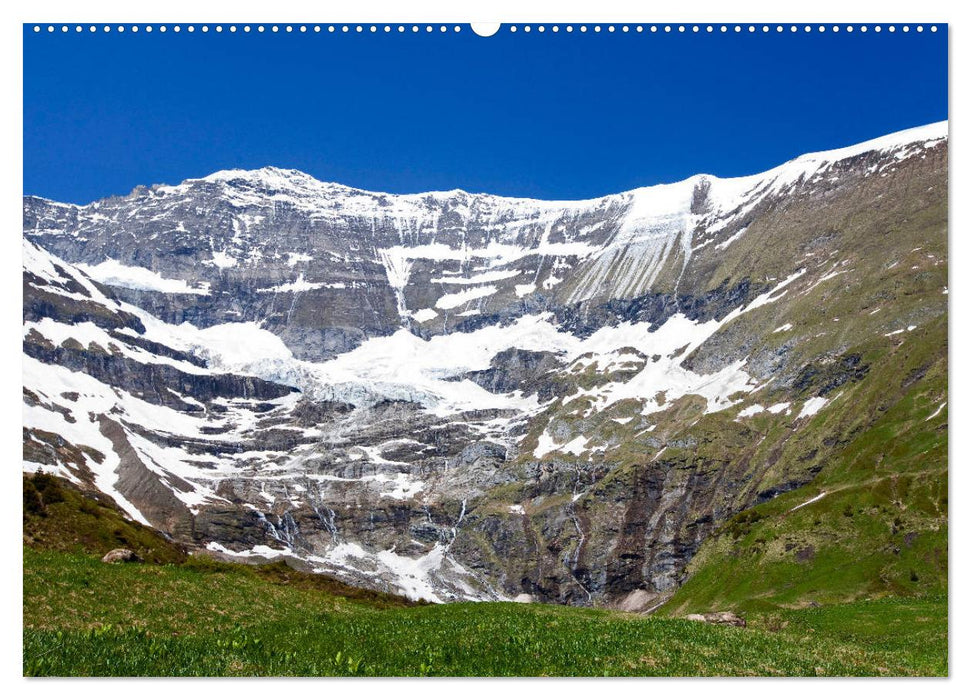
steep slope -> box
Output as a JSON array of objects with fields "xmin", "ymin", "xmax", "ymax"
[
  {"xmin": 23, "ymin": 471, "xmax": 187, "ymax": 564},
  {"xmin": 22, "ymin": 122, "xmax": 948, "ymax": 606},
  {"xmin": 661, "ymin": 316, "xmax": 947, "ymax": 613}
]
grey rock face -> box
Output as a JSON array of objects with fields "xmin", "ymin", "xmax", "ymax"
[
  {"xmin": 23, "ymin": 172, "xmax": 635, "ymax": 361},
  {"xmin": 465, "ymin": 348, "xmax": 566, "ymax": 400}
]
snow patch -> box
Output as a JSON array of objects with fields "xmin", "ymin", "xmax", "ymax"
[
  {"xmin": 431, "ymin": 269, "xmax": 520, "ymax": 285},
  {"xmin": 210, "ymin": 251, "xmax": 237, "ymax": 269},
  {"xmin": 257, "ymin": 274, "xmax": 329, "ymax": 293},
  {"xmin": 286, "ymin": 252, "xmax": 313, "ymax": 266},
  {"xmin": 789, "ymin": 492, "xmax": 827, "ymax": 512},
  {"xmin": 534, "ymin": 432, "xmax": 589, "ymax": 459},
  {"xmin": 77, "ymin": 259, "xmax": 210, "ymax": 295},
  {"xmin": 411, "ymin": 308, "xmax": 438, "ymax": 323},
  {"xmin": 736, "ymin": 404, "xmax": 765, "ymax": 418},
  {"xmin": 714, "ymin": 227, "xmax": 748, "ymax": 251},
  {"xmin": 797, "ymin": 396, "xmax": 829, "ymax": 419},
  {"xmin": 435, "ymin": 285, "xmax": 498, "ymax": 310}
]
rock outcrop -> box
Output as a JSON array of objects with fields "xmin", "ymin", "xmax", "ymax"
[
  {"xmin": 101, "ymin": 548, "xmax": 142, "ymax": 564},
  {"xmin": 685, "ymin": 611, "xmax": 746, "ymax": 627}
]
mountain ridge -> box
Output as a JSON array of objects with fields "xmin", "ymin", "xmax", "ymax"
[{"xmin": 26, "ymin": 120, "xmax": 947, "ymax": 208}]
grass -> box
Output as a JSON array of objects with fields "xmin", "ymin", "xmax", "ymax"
[{"xmin": 23, "ymin": 547, "xmax": 946, "ymax": 677}]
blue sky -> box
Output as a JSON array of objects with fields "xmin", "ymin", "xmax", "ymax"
[{"xmin": 23, "ymin": 24, "xmax": 947, "ymax": 204}]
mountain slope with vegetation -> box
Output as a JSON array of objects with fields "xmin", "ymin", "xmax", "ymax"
[
  {"xmin": 23, "ymin": 547, "xmax": 946, "ymax": 677},
  {"xmin": 22, "ymin": 473, "xmax": 946, "ymax": 676}
]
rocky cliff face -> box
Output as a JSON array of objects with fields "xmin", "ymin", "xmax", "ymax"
[{"xmin": 22, "ymin": 123, "xmax": 948, "ymax": 606}]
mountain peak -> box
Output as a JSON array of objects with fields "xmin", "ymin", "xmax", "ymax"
[{"xmin": 196, "ymin": 166, "xmax": 338, "ymax": 190}]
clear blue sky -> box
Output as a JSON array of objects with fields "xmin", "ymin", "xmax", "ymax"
[{"xmin": 24, "ymin": 25, "xmax": 947, "ymax": 204}]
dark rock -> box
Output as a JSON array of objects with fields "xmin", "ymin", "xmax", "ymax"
[
  {"xmin": 792, "ymin": 353, "xmax": 870, "ymax": 397},
  {"xmin": 795, "ymin": 545, "xmax": 816, "ymax": 563}
]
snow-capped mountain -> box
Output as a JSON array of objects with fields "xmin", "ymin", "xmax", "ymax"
[{"xmin": 23, "ymin": 122, "xmax": 948, "ymax": 605}]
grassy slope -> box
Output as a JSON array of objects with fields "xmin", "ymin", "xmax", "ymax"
[
  {"xmin": 662, "ymin": 320, "xmax": 947, "ymax": 614},
  {"xmin": 22, "ymin": 474, "xmax": 946, "ymax": 677},
  {"xmin": 24, "ymin": 548, "xmax": 945, "ymax": 677},
  {"xmin": 23, "ymin": 473, "xmax": 187, "ymax": 564}
]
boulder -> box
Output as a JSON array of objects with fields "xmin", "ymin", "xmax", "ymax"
[
  {"xmin": 684, "ymin": 611, "xmax": 746, "ymax": 628},
  {"xmin": 101, "ymin": 548, "xmax": 142, "ymax": 564}
]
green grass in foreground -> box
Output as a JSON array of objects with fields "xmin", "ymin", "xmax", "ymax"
[{"xmin": 23, "ymin": 548, "xmax": 946, "ymax": 677}]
